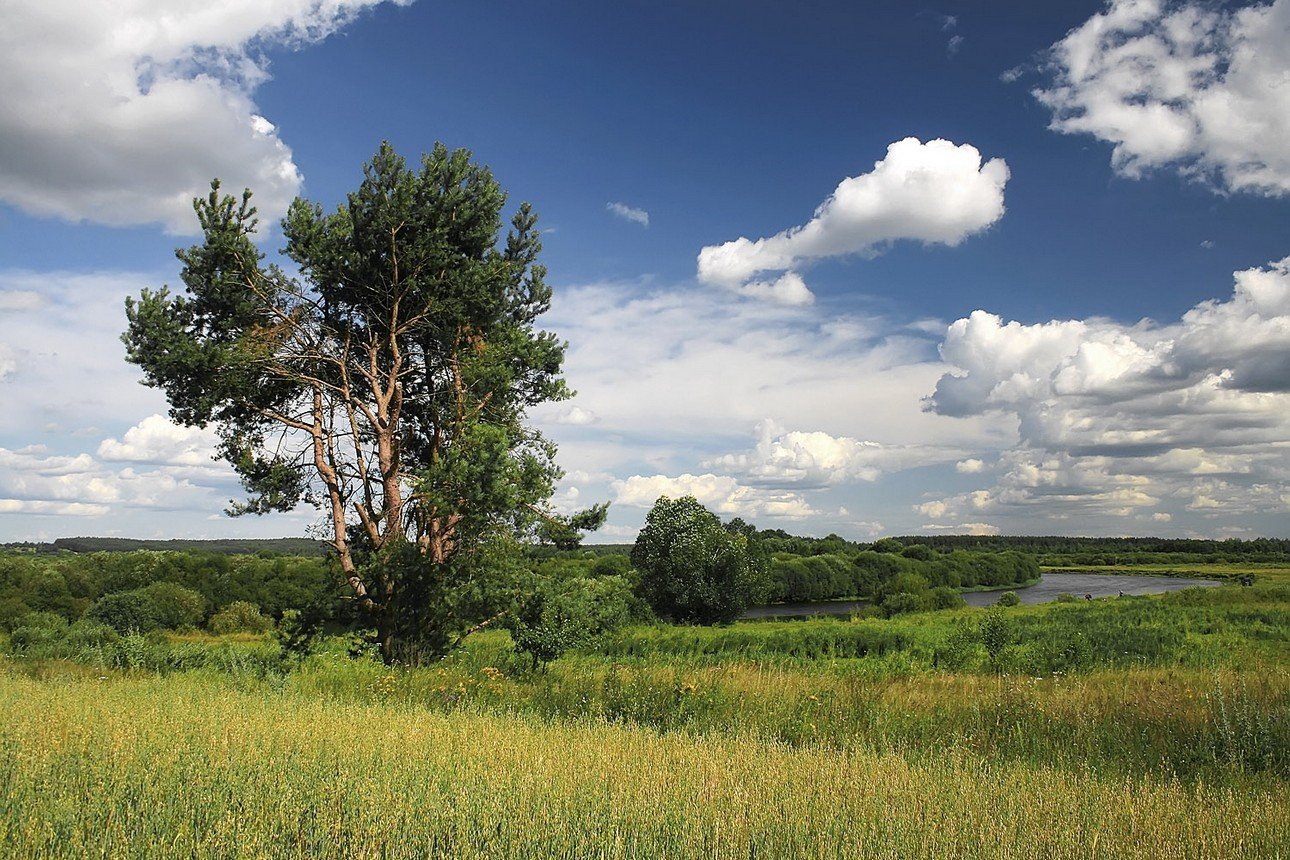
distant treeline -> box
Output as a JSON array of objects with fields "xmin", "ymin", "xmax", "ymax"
[
  {"xmin": 768, "ymin": 549, "xmax": 1039, "ymax": 604},
  {"xmin": 889, "ymin": 535, "xmax": 1290, "ymax": 564},
  {"xmin": 2, "ymin": 537, "xmax": 329, "ymax": 556},
  {"xmin": 0, "ymin": 551, "xmax": 336, "ymax": 631}
]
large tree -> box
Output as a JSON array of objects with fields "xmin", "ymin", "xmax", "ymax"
[{"xmin": 124, "ymin": 143, "xmax": 603, "ymax": 662}]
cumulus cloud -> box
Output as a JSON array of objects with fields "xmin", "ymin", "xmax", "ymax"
[
  {"xmin": 547, "ymin": 405, "xmax": 600, "ymax": 426},
  {"xmin": 0, "ymin": 443, "xmax": 234, "ymax": 517},
  {"xmin": 733, "ymin": 272, "xmax": 815, "ymax": 307},
  {"xmin": 1034, "ymin": 0, "xmax": 1290, "ymax": 195},
  {"xmin": 98, "ymin": 415, "xmax": 222, "ymax": 468},
  {"xmin": 0, "ymin": 0, "xmax": 409, "ymax": 232},
  {"xmin": 606, "ymin": 202, "xmax": 650, "ymax": 227},
  {"xmin": 696, "ymin": 137, "xmax": 1008, "ymax": 302},
  {"xmin": 920, "ymin": 256, "xmax": 1290, "ymax": 531},
  {"xmin": 611, "ymin": 473, "xmax": 816, "ymax": 520},
  {"xmin": 705, "ymin": 420, "xmax": 966, "ymax": 487},
  {"xmin": 955, "ymin": 458, "xmax": 986, "ymax": 473}
]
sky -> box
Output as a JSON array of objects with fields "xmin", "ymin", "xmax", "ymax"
[{"xmin": 1, "ymin": 0, "xmax": 1288, "ymax": 543}]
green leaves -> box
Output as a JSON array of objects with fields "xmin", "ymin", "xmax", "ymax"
[
  {"xmin": 631, "ymin": 496, "xmax": 765, "ymax": 625},
  {"xmin": 123, "ymin": 144, "xmax": 590, "ymax": 663}
]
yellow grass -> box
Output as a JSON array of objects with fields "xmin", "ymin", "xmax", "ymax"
[{"xmin": 1, "ymin": 669, "xmax": 1285, "ymax": 859}]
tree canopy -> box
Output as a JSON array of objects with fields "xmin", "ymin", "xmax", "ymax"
[
  {"xmin": 630, "ymin": 496, "xmax": 764, "ymax": 624},
  {"xmin": 124, "ymin": 142, "xmax": 602, "ymax": 662}
]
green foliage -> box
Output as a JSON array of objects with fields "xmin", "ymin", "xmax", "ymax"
[
  {"xmin": 995, "ymin": 590, "xmax": 1021, "ymax": 607},
  {"xmin": 208, "ymin": 601, "xmax": 273, "ymax": 635},
  {"xmin": 86, "ymin": 591, "xmax": 161, "ymax": 634},
  {"xmin": 871, "ymin": 538, "xmax": 904, "ymax": 554},
  {"xmin": 979, "ymin": 608, "xmax": 1010, "ymax": 672},
  {"xmin": 764, "ymin": 549, "xmax": 1038, "ymax": 607},
  {"xmin": 631, "ymin": 497, "xmax": 766, "ymax": 624},
  {"xmin": 140, "ymin": 581, "xmax": 207, "ymax": 629},
  {"xmin": 123, "ymin": 143, "xmax": 601, "ymax": 664},
  {"xmin": 505, "ymin": 574, "xmax": 633, "ymax": 668},
  {"xmin": 900, "ymin": 543, "xmax": 936, "ymax": 561}
]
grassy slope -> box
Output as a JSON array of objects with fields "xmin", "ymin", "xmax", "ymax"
[
  {"xmin": 2, "ymin": 576, "xmax": 1288, "ymax": 858},
  {"xmin": 1, "ymin": 670, "xmax": 1286, "ymax": 859}
]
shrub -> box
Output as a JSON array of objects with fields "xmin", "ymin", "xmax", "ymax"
[
  {"xmin": 65, "ymin": 619, "xmax": 120, "ymax": 649},
  {"xmin": 8, "ymin": 614, "xmax": 70, "ymax": 651},
  {"xmin": 996, "ymin": 591, "xmax": 1021, "ymax": 607},
  {"xmin": 208, "ymin": 601, "xmax": 273, "ymax": 635},
  {"xmin": 1055, "ymin": 592, "xmax": 1078, "ymax": 603},
  {"xmin": 929, "ymin": 586, "xmax": 966, "ymax": 610},
  {"xmin": 979, "ymin": 608, "xmax": 1011, "ymax": 672},
  {"xmin": 86, "ymin": 591, "xmax": 161, "ymax": 633},
  {"xmin": 141, "ymin": 581, "xmax": 207, "ymax": 629}
]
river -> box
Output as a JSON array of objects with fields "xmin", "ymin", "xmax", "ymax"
[{"xmin": 740, "ymin": 571, "xmax": 1223, "ymax": 620}]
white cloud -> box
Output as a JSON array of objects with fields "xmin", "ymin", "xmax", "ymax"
[
  {"xmin": 0, "ymin": 290, "xmax": 44, "ymax": 312},
  {"xmin": 0, "ymin": 499, "xmax": 112, "ymax": 518},
  {"xmin": 696, "ymin": 137, "xmax": 1008, "ymax": 300},
  {"xmin": 98, "ymin": 415, "xmax": 221, "ymax": 468},
  {"xmin": 1035, "ymin": 0, "xmax": 1290, "ymax": 196},
  {"xmin": 955, "ymin": 458, "xmax": 986, "ymax": 473},
  {"xmin": 606, "ymin": 201, "xmax": 650, "ymax": 227},
  {"xmin": 947, "ymin": 35, "xmax": 965, "ymax": 56},
  {"xmin": 733, "ymin": 272, "xmax": 815, "ymax": 306},
  {"xmin": 547, "ymin": 405, "xmax": 600, "ymax": 426},
  {"xmin": 611, "ymin": 473, "xmax": 816, "ymax": 520},
  {"xmin": 706, "ymin": 419, "xmax": 966, "ymax": 487},
  {"xmin": 0, "ymin": 0, "xmax": 409, "ymax": 232},
  {"xmin": 921, "ymin": 256, "xmax": 1290, "ymax": 531}
]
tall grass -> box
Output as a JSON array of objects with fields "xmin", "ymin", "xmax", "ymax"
[{"xmin": 1, "ymin": 670, "xmax": 1285, "ymax": 859}]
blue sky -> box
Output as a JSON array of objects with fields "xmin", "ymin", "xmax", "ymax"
[{"xmin": 1, "ymin": 0, "xmax": 1287, "ymax": 542}]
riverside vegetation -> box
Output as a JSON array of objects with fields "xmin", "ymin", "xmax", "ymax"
[{"xmin": 2, "ymin": 538, "xmax": 1288, "ymax": 858}]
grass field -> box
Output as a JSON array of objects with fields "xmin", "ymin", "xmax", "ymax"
[
  {"xmin": 1, "ymin": 669, "xmax": 1286, "ymax": 859},
  {"xmin": 2, "ymin": 576, "xmax": 1288, "ymax": 858}
]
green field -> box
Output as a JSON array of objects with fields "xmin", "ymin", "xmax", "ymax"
[{"xmin": 2, "ymin": 571, "xmax": 1288, "ymax": 858}]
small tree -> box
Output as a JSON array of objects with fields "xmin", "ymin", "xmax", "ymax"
[
  {"xmin": 995, "ymin": 590, "xmax": 1020, "ymax": 607},
  {"xmin": 631, "ymin": 496, "xmax": 764, "ymax": 624},
  {"xmin": 979, "ymin": 608, "xmax": 1010, "ymax": 672},
  {"xmin": 506, "ymin": 574, "xmax": 634, "ymax": 669}
]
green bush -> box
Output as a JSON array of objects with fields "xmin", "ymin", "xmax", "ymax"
[
  {"xmin": 996, "ymin": 591, "xmax": 1021, "ymax": 607},
  {"xmin": 208, "ymin": 601, "xmax": 273, "ymax": 635},
  {"xmin": 65, "ymin": 619, "xmax": 120, "ymax": 649},
  {"xmin": 86, "ymin": 591, "xmax": 161, "ymax": 633},
  {"xmin": 141, "ymin": 581, "xmax": 207, "ymax": 629}
]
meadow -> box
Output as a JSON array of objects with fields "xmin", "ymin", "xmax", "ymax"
[{"xmin": 2, "ymin": 567, "xmax": 1288, "ymax": 858}]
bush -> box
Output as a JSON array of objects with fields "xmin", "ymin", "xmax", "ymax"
[
  {"xmin": 208, "ymin": 601, "xmax": 273, "ymax": 635},
  {"xmin": 928, "ymin": 586, "xmax": 966, "ymax": 610},
  {"xmin": 141, "ymin": 581, "xmax": 206, "ymax": 629},
  {"xmin": 65, "ymin": 619, "xmax": 120, "ymax": 649},
  {"xmin": 632, "ymin": 496, "xmax": 765, "ymax": 624},
  {"xmin": 996, "ymin": 591, "xmax": 1021, "ymax": 607},
  {"xmin": 979, "ymin": 609, "xmax": 1011, "ymax": 672},
  {"xmin": 508, "ymin": 575, "xmax": 636, "ymax": 668},
  {"xmin": 86, "ymin": 591, "xmax": 161, "ymax": 633},
  {"xmin": 1056, "ymin": 592, "xmax": 1078, "ymax": 603}
]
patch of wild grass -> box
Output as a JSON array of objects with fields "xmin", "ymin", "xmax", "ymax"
[{"xmin": 1, "ymin": 670, "xmax": 1286, "ymax": 859}]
